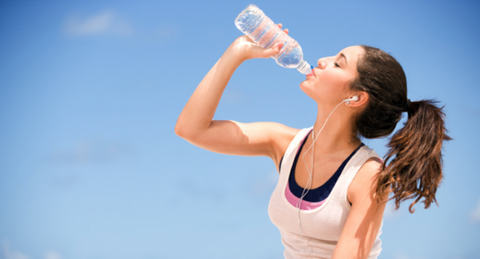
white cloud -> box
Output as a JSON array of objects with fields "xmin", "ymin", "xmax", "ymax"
[
  {"xmin": 470, "ymin": 198, "xmax": 480, "ymax": 223},
  {"xmin": 64, "ymin": 10, "xmax": 132, "ymax": 37},
  {"xmin": 151, "ymin": 24, "xmax": 178, "ymax": 41},
  {"xmin": 1, "ymin": 242, "xmax": 29, "ymax": 259},
  {"xmin": 49, "ymin": 140, "xmax": 136, "ymax": 165},
  {"xmin": 44, "ymin": 251, "xmax": 62, "ymax": 259},
  {"xmin": 383, "ymin": 206, "xmax": 400, "ymax": 219},
  {"xmin": 1, "ymin": 242, "xmax": 63, "ymax": 259}
]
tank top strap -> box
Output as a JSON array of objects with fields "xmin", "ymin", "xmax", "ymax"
[
  {"xmin": 279, "ymin": 127, "xmax": 313, "ymax": 176},
  {"xmin": 332, "ymin": 145, "xmax": 382, "ymax": 207}
]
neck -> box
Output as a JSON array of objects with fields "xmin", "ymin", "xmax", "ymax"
[{"xmin": 311, "ymin": 102, "xmax": 360, "ymax": 154}]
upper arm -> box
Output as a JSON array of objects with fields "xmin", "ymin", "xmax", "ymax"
[
  {"xmin": 332, "ymin": 158, "xmax": 387, "ymax": 259},
  {"xmin": 178, "ymin": 119, "xmax": 299, "ymax": 167}
]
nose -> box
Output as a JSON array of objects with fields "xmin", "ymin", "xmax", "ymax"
[{"xmin": 317, "ymin": 57, "xmax": 330, "ymax": 69}]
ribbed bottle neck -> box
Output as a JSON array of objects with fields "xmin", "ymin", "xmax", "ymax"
[{"xmin": 296, "ymin": 60, "xmax": 312, "ymax": 75}]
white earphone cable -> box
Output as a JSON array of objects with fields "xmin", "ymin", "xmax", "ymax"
[{"xmin": 296, "ymin": 98, "xmax": 352, "ymax": 258}]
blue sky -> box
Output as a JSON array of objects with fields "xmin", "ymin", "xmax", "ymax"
[{"xmin": 0, "ymin": 0, "xmax": 479, "ymax": 259}]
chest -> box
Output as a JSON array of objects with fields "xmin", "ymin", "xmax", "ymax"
[
  {"xmin": 294, "ymin": 155, "xmax": 345, "ymax": 190},
  {"xmin": 269, "ymin": 176, "xmax": 351, "ymax": 241}
]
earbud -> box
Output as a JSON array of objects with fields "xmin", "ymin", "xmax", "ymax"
[{"xmin": 344, "ymin": 95, "xmax": 358, "ymax": 105}]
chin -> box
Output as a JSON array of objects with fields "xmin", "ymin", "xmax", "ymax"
[
  {"xmin": 299, "ymin": 83, "xmax": 315, "ymax": 99},
  {"xmin": 300, "ymin": 80, "xmax": 312, "ymax": 92},
  {"xmin": 299, "ymin": 80, "xmax": 308, "ymax": 90}
]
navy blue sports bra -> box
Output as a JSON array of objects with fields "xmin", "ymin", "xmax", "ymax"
[{"xmin": 280, "ymin": 131, "xmax": 363, "ymax": 203}]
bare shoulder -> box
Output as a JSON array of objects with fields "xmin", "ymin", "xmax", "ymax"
[{"xmin": 348, "ymin": 157, "xmax": 384, "ymax": 204}]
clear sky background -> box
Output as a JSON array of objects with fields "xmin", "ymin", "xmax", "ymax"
[{"xmin": 1, "ymin": 0, "xmax": 479, "ymax": 259}]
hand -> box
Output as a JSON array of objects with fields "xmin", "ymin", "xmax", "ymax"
[{"xmin": 227, "ymin": 24, "xmax": 289, "ymax": 62}]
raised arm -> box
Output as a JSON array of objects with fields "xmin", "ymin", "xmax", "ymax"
[{"xmin": 175, "ymin": 33, "xmax": 298, "ymax": 167}]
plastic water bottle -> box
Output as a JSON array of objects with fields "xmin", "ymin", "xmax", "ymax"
[{"xmin": 235, "ymin": 4, "xmax": 312, "ymax": 75}]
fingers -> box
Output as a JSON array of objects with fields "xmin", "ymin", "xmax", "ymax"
[
  {"xmin": 277, "ymin": 23, "xmax": 289, "ymax": 34},
  {"xmin": 273, "ymin": 42, "xmax": 284, "ymax": 51},
  {"xmin": 263, "ymin": 42, "xmax": 283, "ymax": 57},
  {"xmin": 253, "ymin": 42, "xmax": 283, "ymax": 59}
]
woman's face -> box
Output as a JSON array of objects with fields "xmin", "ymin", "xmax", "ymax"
[{"xmin": 300, "ymin": 45, "xmax": 364, "ymax": 106}]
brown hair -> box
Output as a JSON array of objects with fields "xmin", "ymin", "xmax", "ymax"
[{"xmin": 351, "ymin": 45, "xmax": 451, "ymax": 213}]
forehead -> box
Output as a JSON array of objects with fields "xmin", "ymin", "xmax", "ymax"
[
  {"xmin": 339, "ymin": 46, "xmax": 365, "ymax": 71},
  {"xmin": 340, "ymin": 46, "xmax": 365, "ymax": 59},
  {"xmin": 339, "ymin": 46, "xmax": 364, "ymax": 62}
]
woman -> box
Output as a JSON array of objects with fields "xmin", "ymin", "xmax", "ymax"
[{"xmin": 175, "ymin": 25, "xmax": 450, "ymax": 258}]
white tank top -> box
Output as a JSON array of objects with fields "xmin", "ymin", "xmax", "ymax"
[{"xmin": 268, "ymin": 127, "xmax": 383, "ymax": 259}]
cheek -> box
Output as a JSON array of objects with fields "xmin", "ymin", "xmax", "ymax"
[
  {"xmin": 321, "ymin": 71, "xmax": 345, "ymax": 85},
  {"xmin": 299, "ymin": 74, "xmax": 333, "ymax": 94},
  {"xmin": 321, "ymin": 72, "xmax": 353, "ymax": 93}
]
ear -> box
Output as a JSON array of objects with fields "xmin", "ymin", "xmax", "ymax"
[{"xmin": 346, "ymin": 91, "xmax": 369, "ymax": 107}]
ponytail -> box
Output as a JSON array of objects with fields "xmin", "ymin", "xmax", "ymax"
[
  {"xmin": 377, "ymin": 100, "xmax": 451, "ymax": 213},
  {"xmin": 352, "ymin": 46, "xmax": 451, "ymax": 212}
]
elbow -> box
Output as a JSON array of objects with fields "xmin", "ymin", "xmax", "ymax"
[
  {"xmin": 174, "ymin": 121, "xmax": 189, "ymax": 139},
  {"xmin": 174, "ymin": 120, "xmax": 199, "ymax": 142}
]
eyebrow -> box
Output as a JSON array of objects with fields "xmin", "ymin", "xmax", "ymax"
[{"xmin": 339, "ymin": 53, "xmax": 348, "ymax": 66}]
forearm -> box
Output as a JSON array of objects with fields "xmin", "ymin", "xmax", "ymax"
[
  {"xmin": 175, "ymin": 34, "xmax": 283, "ymax": 144},
  {"xmin": 175, "ymin": 47, "xmax": 243, "ymax": 139}
]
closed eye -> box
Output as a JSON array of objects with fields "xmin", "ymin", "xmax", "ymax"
[{"xmin": 334, "ymin": 62, "xmax": 340, "ymax": 68}]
